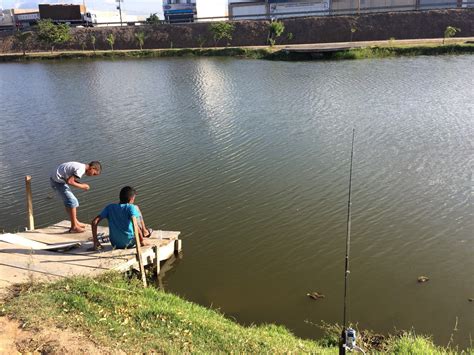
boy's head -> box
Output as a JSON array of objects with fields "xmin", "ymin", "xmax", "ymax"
[
  {"xmin": 86, "ymin": 161, "xmax": 102, "ymax": 176},
  {"xmin": 120, "ymin": 186, "xmax": 137, "ymax": 204}
]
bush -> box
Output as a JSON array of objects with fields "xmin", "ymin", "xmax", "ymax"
[
  {"xmin": 268, "ymin": 20, "xmax": 285, "ymax": 46},
  {"xmin": 90, "ymin": 35, "xmax": 96, "ymax": 52},
  {"xmin": 443, "ymin": 26, "xmax": 460, "ymax": 44},
  {"xmin": 15, "ymin": 31, "xmax": 33, "ymax": 55},
  {"xmin": 146, "ymin": 13, "xmax": 161, "ymax": 25},
  {"xmin": 36, "ymin": 19, "xmax": 71, "ymax": 52},
  {"xmin": 106, "ymin": 33, "xmax": 115, "ymax": 51},
  {"xmin": 209, "ymin": 22, "xmax": 235, "ymax": 47},
  {"xmin": 135, "ymin": 32, "xmax": 146, "ymax": 50}
]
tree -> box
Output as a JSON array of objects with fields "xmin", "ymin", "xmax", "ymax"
[
  {"xmin": 443, "ymin": 26, "xmax": 460, "ymax": 44},
  {"xmin": 106, "ymin": 33, "xmax": 115, "ymax": 51},
  {"xmin": 197, "ymin": 35, "xmax": 206, "ymax": 49},
  {"xmin": 350, "ymin": 27, "xmax": 357, "ymax": 42},
  {"xmin": 146, "ymin": 13, "xmax": 161, "ymax": 25},
  {"xmin": 209, "ymin": 22, "xmax": 235, "ymax": 47},
  {"xmin": 37, "ymin": 19, "xmax": 71, "ymax": 53},
  {"xmin": 135, "ymin": 32, "xmax": 145, "ymax": 50},
  {"xmin": 268, "ymin": 20, "xmax": 285, "ymax": 46},
  {"xmin": 90, "ymin": 34, "xmax": 96, "ymax": 52},
  {"xmin": 15, "ymin": 31, "xmax": 33, "ymax": 56}
]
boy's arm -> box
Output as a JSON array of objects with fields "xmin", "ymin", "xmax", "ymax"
[
  {"xmin": 91, "ymin": 215, "xmax": 103, "ymax": 249},
  {"xmin": 66, "ymin": 175, "xmax": 90, "ymax": 191}
]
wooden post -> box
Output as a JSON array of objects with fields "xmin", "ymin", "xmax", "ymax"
[
  {"xmin": 153, "ymin": 246, "xmax": 161, "ymax": 275},
  {"xmin": 174, "ymin": 239, "xmax": 182, "ymax": 254},
  {"xmin": 132, "ymin": 217, "xmax": 147, "ymax": 287},
  {"xmin": 154, "ymin": 245, "xmax": 161, "ymax": 287},
  {"xmin": 25, "ymin": 176, "xmax": 35, "ymax": 231}
]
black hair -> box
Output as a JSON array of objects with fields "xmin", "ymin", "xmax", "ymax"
[
  {"xmin": 120, "ymin": 186, "xmax": 136, "ymax": 204},
  {"xmin": 89, "ymin": 161, "xmax": 102, "ymax": 173}
]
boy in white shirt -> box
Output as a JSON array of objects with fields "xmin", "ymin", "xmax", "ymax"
[{"xmin": 50, "ymin": 161, "xmax": 102, "ymax": 233}]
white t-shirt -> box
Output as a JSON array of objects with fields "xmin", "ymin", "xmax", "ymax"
[{"xmin": 51, "ymin": 162, "xmax": 86, "ymax": 184}]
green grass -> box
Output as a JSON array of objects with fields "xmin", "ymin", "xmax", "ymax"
[
  {"xmin": 1, "ymin": 273, "xmax": 467, "ymax": 353},
  {"xmin": 0, "ymin": 43, "xmax": 472, "ymax": 62},
  {"xmin": 1, "ymin": 273, "xmax": 331, "ymax": 353},
  {"xmin": 333, "ymin": 43, "xmax": 474, "ymax": 60},
  {"xmin": 0, "ymin": 47, "xmax": 272, "ymax": 62},
  {"xmin": 267, "ymin": 43, "xmax": 474, "ymax": 61}
]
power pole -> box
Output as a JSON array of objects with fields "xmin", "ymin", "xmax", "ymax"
[{"xmin": 116, "ymin": 0, "xmax": 123, "ymax": 26}]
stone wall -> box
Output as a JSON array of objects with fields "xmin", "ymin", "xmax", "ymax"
[{"xmin": 0, "ymin": 9, "xmax": 472, "ymax": 53}]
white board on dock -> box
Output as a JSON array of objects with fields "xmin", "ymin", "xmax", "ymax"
[{"xmin": 0, "ymin": 234, "xmax": 81, "ymax": 251}]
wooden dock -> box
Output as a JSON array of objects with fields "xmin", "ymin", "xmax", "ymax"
[{"xmin": 0, "ymin": 220, "xmax": 181, "ymax": 294}]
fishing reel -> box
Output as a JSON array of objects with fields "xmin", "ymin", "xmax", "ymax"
[{"xmin": 340, "ymin": 328, "xmax": 365, "ymax": 354}]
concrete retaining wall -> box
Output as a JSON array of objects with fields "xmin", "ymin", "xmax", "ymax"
[{"xmin": 0, "ymin": 9, "xmax": 473, "ymax": 53}]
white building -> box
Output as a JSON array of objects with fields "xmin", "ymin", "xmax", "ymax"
[
  {"xmin": 196, "ymin": 0, "xmax": 228, "ymax": 20},
  {"xmin": 229, "ymin": 0, "xmax": 330, "ymax": 20}
]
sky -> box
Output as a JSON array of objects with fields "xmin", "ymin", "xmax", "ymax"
[{"xmin": 1, "ymin": 0, "xmax": 164, "ymax": 16}]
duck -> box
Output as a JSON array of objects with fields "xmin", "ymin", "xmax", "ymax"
[
  {"xmin": 417, "ymin": 276, "xmax": 429, "ymax": 283},
  {"xmin": 307, "ymin": 291, "xmax": 325, "ymax": 300}
]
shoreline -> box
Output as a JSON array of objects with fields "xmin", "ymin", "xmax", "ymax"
[
  {"xmin": 1, "ymin": 39, "xmax": 473, "ymax": 62},
  {"xmin": 1, "ymin": 273, "xmax": 464, "ymax": 353}
]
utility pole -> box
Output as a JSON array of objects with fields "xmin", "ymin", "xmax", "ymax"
[{"xmin": 116, "ymin": 0, "xmax": 123, "ymax": 26}]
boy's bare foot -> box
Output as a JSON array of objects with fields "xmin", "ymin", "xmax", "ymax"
[
  {"xmin": 77, "ymin": 222, "xmax": 87, "ymax": 228},
  {"xmin": 69, "ymin": 227, "xmax": 85, "ymax": 233}
]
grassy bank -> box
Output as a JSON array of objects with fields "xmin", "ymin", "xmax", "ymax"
[
  {"xmin": 0, "ymin": 47, "xmax": 273, "ymax": 62},
  {"xmin": 0, "ymin": 273, "xmax": 462, "ymax": 353},
  {"xmin": 0, "ymin": 42, "xmax": 473, "ymax": 63},
  {"xmin": 268, "ymin": 43, "xmax": 474, "ymax": 60}
]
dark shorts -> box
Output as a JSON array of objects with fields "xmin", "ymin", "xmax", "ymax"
[{"xmin": 50, "ymin": 178, "xmax": 79, "ymax": 208}]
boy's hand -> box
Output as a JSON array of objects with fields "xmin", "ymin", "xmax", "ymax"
[
  {"xmin": 83, "ymin": 184, "xmax": 90, "ymax": 191},
  {"xmin": 87, "ymin": 242, "xmax": 102, "ymax": 252}
]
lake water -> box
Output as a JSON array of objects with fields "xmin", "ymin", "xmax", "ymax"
[{"xmin": 0, "ymin": 55, "xmax": 473, "ymax": 348}]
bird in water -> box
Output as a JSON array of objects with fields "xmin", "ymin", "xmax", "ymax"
[
  {"xmin": 417, "ymin": 276, "xmax": 429, "ymax": 283},
  {"xmin": 307, "ymin": 291, "xmax": 325, "ymax": 300}
]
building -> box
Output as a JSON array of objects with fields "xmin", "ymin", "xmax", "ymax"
[
  {"xmin": 13, "ymin": 9, "xmax": 40, "ymax": 28},
  {"xmin": 162, "ymin": 0, "xmax": 197, "ymax": 23},
  {"xmin": 228, "ymin": 0, "xmax": 468, "ymax": 19},
  {"xmin": 196, "ymin": 0, "xmax": 229, "ymax": 20},
  {"xmin": 0, "ymin": 8, "xmax": 39, "ymax": 30},
  {"xmin": 229, "ymin": 0, "xmax": 330, "ymax": 20},
  {"xmin": 0, "ymin": 9, "xmax": 15, "ymax": 30}
]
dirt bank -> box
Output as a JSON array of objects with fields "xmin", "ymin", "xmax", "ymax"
[
  {"xmin": 0, "ymin": 9, "xmax": 473, "ymax": 53},
  {"xmin": 0, "ymin": 316, "xmax": 122, "ymax": 354}
]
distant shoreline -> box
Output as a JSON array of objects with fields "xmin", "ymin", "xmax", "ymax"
[{"xmin": 1, "ymin": 40, "xmax": 473, "ymax": 62}]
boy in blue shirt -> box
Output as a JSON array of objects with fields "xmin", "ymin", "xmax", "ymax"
[{"xmin": 91, "ymin": 186, "xmax": 152, "ymax": 250}]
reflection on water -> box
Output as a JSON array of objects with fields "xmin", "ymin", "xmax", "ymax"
[{"xmin": 0, "ymin": 56, "xmax": 473, "ymax": 347}]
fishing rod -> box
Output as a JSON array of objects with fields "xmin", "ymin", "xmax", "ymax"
[{"xmin": 339, "ymin": 128, "xmax": 365, "ymax": 355}]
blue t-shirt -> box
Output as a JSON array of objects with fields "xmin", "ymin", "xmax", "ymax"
[{"xmin": 99, "ymin": 203, "xmax": 141, "ymax": 249}]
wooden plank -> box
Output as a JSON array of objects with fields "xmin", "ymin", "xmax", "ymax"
[
  {"xmin": 0, "ymin": 242, "xmax": 129, "ymax": 272},
  {"xmin": 0, "ymin": 234, "xmax": 45, "ymax": 248},
  {"xmin": 16, "ymin": 233, "xmax": 84, "ymax": 245},
  {"xmin": 0, "ymin": 252, "xmax": 93, "ymax": 279},
  {"xmin": 0, "ymin": 234, "xmax": 81, "ymax": 251}
]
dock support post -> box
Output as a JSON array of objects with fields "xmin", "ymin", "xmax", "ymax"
[
  {"xmin": 153, "ymin": 246, "xmax": 161, "ymax": 275},
  {"xmin": 174, "ymin": 239, "xmax": 182, "ymax": 254},
  {"xmin": 132, "ymin": 217, "xmax": 147, "ymax": 287},
  {"xmin": 25, "ymin": 175, "xmax": 35, "ymax": 231}
]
